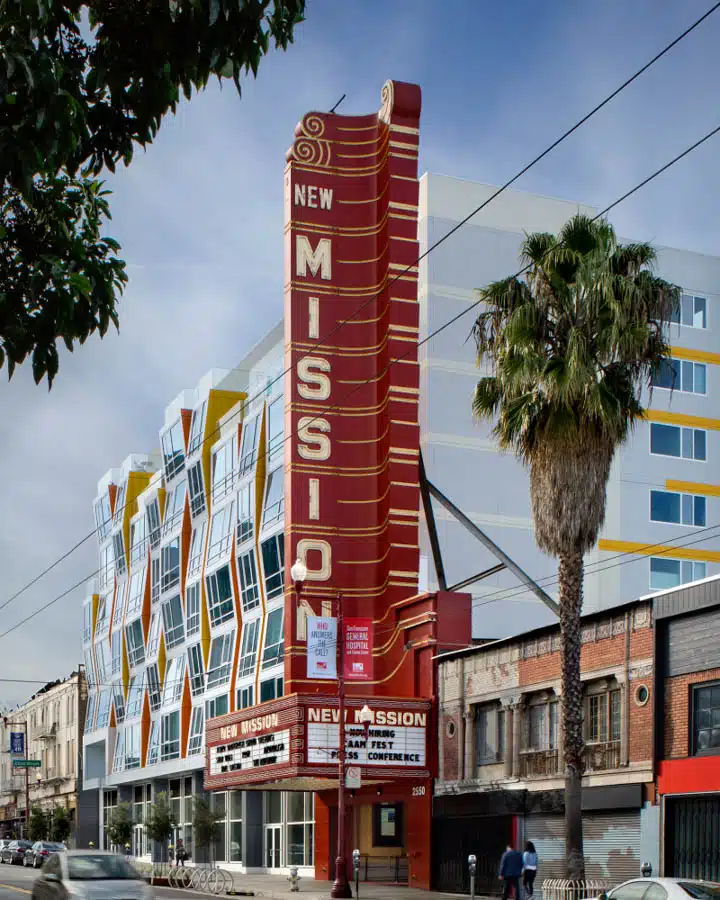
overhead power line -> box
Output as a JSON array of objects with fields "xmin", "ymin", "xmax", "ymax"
[{"xmin": 0, "ymin": 2, "xmax": 716, "ymax": 617}]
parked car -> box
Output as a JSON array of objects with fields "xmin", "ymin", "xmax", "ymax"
[
  {"xmin": 601, "ymin": 879, "xmax": 720, "ymax": 900},
  {"xmin": 0, "ymin": 839, "xmax": 33, "ymax": 864},
  {"xmin": 24, "ymin": 842, "xmax": 64, "ymax": 868},
  {"xmin": 32, "ymin": 850, "xmax": 152, "ymax": 900},
  {"xmin": 0, "ymin": 839, "xmax": 11, "ymax": 855}
]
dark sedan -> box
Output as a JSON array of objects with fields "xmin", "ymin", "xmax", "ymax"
[
  {"xmin": 0, "ymin": 839, "xmax": 32, "ymax": 864},
  {"xmin": 24, "ymin": 842, "xmax": 63, "ymax": 868}
]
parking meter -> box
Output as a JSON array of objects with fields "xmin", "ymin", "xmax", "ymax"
[
  {"xmin": 353, "ymin": 849, "xmax": 361, "ymax": 898},
  {"xmin": 468, "ymin": 854, "xmax": 477, "ymax": 900},
  {"xmin": 641, "ymin": 862, "xmax": 652, "ymax": 878}
]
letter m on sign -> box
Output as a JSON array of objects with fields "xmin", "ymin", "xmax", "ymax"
[{"xmin": 296, "ymin": 235, "xmax": 332, "ymax": 280}]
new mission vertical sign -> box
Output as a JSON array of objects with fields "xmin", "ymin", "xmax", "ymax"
[{"xmin": 283, "ymin": 81, "xmax": 423, "ymax": 696}]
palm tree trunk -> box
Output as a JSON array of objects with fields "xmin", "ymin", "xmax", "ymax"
[{"xmin": 558, "ymin": 550, "xmax": 585, "ymax": 880}]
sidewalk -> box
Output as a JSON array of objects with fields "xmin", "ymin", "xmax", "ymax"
[{"xmin": 220, "ymin": 873, "xmax": 481, "ymax": 900}]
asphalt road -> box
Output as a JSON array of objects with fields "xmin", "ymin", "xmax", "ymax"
[{"xmin": 0, "ymin": 861, "xmax": 201, "ymax": 900}]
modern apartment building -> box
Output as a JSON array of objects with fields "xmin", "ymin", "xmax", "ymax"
[
  {"xmin": 81, "ymin": 85, "xmax": 720, "ymax": 878},
  {"xmin": 418, "ymin": 174, "xmax": 720, "ymax": 632},
  {"xmin": 0, "ymin": 672, "xmax": 86, "ymax": 841}
]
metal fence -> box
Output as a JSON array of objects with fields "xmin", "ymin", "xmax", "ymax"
[{"xmin": 542, "ymin": 879, "xmax": 613, "ymax": 900}]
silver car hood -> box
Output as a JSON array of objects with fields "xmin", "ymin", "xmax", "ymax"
[{"xmin": 65, "ymin": 880, "xmax": 148, "ymax": 900}]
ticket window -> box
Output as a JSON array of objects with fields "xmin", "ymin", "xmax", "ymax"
[{"xmin": 372, "ymin": 803, "xmax": 404, "ymax": 853}]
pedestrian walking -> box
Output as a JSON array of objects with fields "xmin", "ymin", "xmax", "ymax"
[
  {"xmin": 176, "ymin": 838, "xmax": 188, "ymax": 867},
  {"xmin": 499, "ymin": 843, "xmax": 524, "ymax": 900},
  {"xmin": 523, "ymin": 841, "xmax": 539, "ymax": 898}
]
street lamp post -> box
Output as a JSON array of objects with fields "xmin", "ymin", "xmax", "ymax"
[
  {"xmin": 292, "ymin": 559, "xmax": 371, "ymax": 899},
  {"xmin": 3, "ymin": 716, "xmax": 29, "ymax": 839}
]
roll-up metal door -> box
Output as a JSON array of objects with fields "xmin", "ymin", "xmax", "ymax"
[{"xmin": 525, "ymin": 811, "xmax": 640, "ymax": 883}]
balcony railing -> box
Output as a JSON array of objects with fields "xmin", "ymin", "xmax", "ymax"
[
  {"xmin": 583, "ymin": 740, "xmax": 621, "ymax": 771},
  {"xmin": 34, "ymin": 722, "xmax": 58, "ymax": 741},
  {"xmin": 518, "ymin": 748, "xmax": 560, "ymax": 778}
]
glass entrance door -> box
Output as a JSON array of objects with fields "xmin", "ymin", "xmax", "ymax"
[{"xmin": 265, "ymin": 825, "xmax": 282, "ymax": 869}]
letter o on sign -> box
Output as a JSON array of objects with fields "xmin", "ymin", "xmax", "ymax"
[{"xmin": 296, "ymin": 539, "xmax": 332, "ymax": 582}]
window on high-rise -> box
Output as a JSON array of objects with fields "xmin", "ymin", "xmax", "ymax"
[
  {"xmin": 262, "ymin": 608, "xmax": 284, "ymax": 669},
  {"xmin": 162, "ymin": 420, "xmax": 186, "ymax": 482},
  {"xmin": 650, "ymin": 557, "xmax": 707, "ymax": 590},
  {"xmin": 206, "ymin": 565, "xmax": 235, "ymax": 627},
  {"xmin": 188, "ymin": 400, "xmax": 207, "ymax": 456},
  {"xmin": 651, "ymin": 358, "xmax": 707, "ymax": 394},
  {"xmin": 188, "ymin": 461, "xmax": 206, "ymax": 518},
  {"xmin": 650, "ymin": 423, "xmax": 707, "ymax": 461},
  {"xmin": 670, "ymin": 293, "xmax": 707, "ymax": 329},
  {"xmin": 651, "ymin": 490, "xmax": 706, "ymax": 526}
]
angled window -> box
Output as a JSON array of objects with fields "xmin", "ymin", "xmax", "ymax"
[
  {"xmin": 651, "ymin": 490, "xmax": 706, "ymax": 526},
  {"xmin": 162, "ymin": 480, "xmax": 187, "ymax": 535},
  {"xmin": 261, "ymin": 533, "xmax": 285, "ymax": 600},
  {"xmin": 670, "ymin": 293, "xmax": 708, "ymax": 329},
  {"xmin": 162, "ymin": 594, "xmax": 185, "ymax": 649},
  {"xmin": 208, "ymin": 501, "xmax": 235, "ymax": 566},
  {"xmin": 147, "ymin": 499, "xmax": 162, "ymax": 551},
  {"xmin": 238, "ymin": 549, "xmax": 260, "ymax": 613},
  {"xmin": 99, "ymin": 544, "xmax": 114, "ymax": 591},
  {"xmin": 187, "ymin": 643, "xmax": 205, "ymax": 696},
  {"xmin": 207, "ymin": 631, "xmax": 235, "ymax": 688},
  {"xmin": 162, "ymin": 656, "xmax": 185, "ymax": 706},
  {"xmin": 263, "ymin": 469, "xmax": 284, "ymax": 529},
  {"xmin": 84, "ymin": 648, "xmax": 97, "ymax": 690},
  {"xmin": 188, "ymin": 461, "xmax": 206, "ymax": 518},
  {"xmin": 651, "ymin": 358, "xmax": 707, "ymax": 394},
  {"xmin": 259, "ymin": 676, "xmax": 283, "ymax": 703},
  {"xmin": 266, "ymin": 396, "xmax": 284, "ymax": 467},
  {"xmin": 237, "ymin": 685, "xmax": 254, "ymax": 710},
  {"xmin": 237, "ymin": 480, "xmax": 254, "ymax": 546},
  {"xmin": 151, "ymin": 557, "xmax": 161, "ymax": 605},
  {"xmin": 127, "ymin": 567, "xmax": 146, "ymax": 618},
  {"xmin": 146, "ymin": 663, "xmax": 162, "ymax": 712},
  {"xmin": 188, "ymin": 400, "xmax": 207, "ymax": 456},
  {"xmin": 83, "ymin": 603, "xmax": 92, "ymax": 644},
  {"xmin": 650, "ymin": 423, "xmax": 707, "ymax": 461},
  {"xmin": 110, "ymin": 631, "xmax": 122, "ymax": 676},
  {"xmin": 94, "ymin": 494, "xmax": 112, "ymax": 542},
  {"xmin": 126, "ymin": 673, "xmax": 145, "ymax": 720},
  {"xmin": 162, "ymin": 420, "xmax": 186, "ymax": 482},
  {"xmin": 161, "ymin": 539, "xmax": 181, "ymax": 593},
  {"xmin": 188, "ymin": 706, "xmax": 205, "ymax": 756},
  {"xmin": 113, "ymin": 683, "xmax": 126, "ymax": 724},
  {"xmin": 125, "ymin": 619, "xmax": 145, "ymax": 668},
  {"xmin": 130, "ymin": 516, "xmax": 147, "ymax": 567},
  {"xmin": 94, "ymin": 640, "xmax": 109, "ymax": 683},
  {"xmin": 147, "ymin": 610, "xmax": 162, "ymax": 658},
  {"xmin": 96, "ymin": 689, "xmax": 112, "ymax": 729},
  {"xmin": 147, "ymin": 719, "xmax": 160, "ymax": 765},
  {"xmin": 187, "ymin": 522, "xmax": 206, "ymax": 579},
  {"xmin": 262, "ymin": 608, "xmax": 284, "ymax": 669},
  {"xmin": 238, "ymin": 619, "xmax": 260, "ymax": 677},
  {"xmin": 186, "ymin": 582, "xmax": 201, "ymax": 637},
  {"xmin": 212, "ymin": 438, "xmax": 237, "ymax": 504},
  {"xmin": 205, "ymin": 693, "xmax": 229, "ymax": 720},
  {"xmin": 650, "ymin": 557, "xmax": 707, "ymax": 590},
  {"xmin": 239, "ymin": 414, "xmax": 261, "ymax": 476},
  {"xmin": 84, "ymin": 692, "xmax": 97, "ymax": 733},
  {"xmin": 125, "ymin": 723, "xmax": 141, "ymax": 770},
  {"xmin": 95, "ymin": 594, "xmax": 110, "ymax": 637},
  {"xmin": 113, "ymin": 531, "xmax": 126, "ymax": 576},
  {"xmin": 206, "ymin": 565, "xmax": 235, "ymax": 627},
  {"xmin": 113, "ymin": 729, "xmax": 125, "ymax": 773},
  {"xmin": 112, "ymin": 582, "xmax": 127, "ymax": 629},
  {"xmin": 113, "ymin": 483, "xmax": 127, "ymax": 527},
  {"xmin": 160, "ymin": 710, "xmax": 181, "ymax": 760}
]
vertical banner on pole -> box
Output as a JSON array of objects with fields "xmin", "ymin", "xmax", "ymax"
[
  {"xmin": 307, "ymin": 616, "xmax": 338, "ymax": 679},
  {"xmin": 343, "ymin": 618, "xmax": 373, "ymax": 681},
  {"xmin": 9, "ymin": 732, "xmax": 24, "ymax": 755}
]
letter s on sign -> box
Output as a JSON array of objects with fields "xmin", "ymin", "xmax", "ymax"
[
  {"xmin": 298, "ymin": 417, "xmax": 330, "ymax": 460},
  {"xmin": 297, "ymin": 357, "xmax": 331, "ymax": 401}
]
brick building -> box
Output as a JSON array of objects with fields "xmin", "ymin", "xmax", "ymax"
[
  {"xmin": 434, "ymin": 599, "xmax": 656, "ymax": 893},
  {"xmin": 655, "ymin": 574, "xmax": 720, "ymax": 881}
]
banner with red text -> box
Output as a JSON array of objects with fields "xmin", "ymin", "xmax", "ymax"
[{"xmin": 343, "ymin": 618, "xmax": 373, "ymax": 681}]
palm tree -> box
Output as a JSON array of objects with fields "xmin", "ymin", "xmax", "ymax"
[{"xmin": 471, "ymin": 215, "xmax": 680, "ymax": 879}]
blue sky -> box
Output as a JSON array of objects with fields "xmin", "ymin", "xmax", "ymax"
[{"xmin": 0, "ymin": 0, "xmax": 718, "ymax": 706}]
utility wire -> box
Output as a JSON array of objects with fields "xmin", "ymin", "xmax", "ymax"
[{"xmin": 1, "ymin": 2, "xmax": 715, "ymax": 617}]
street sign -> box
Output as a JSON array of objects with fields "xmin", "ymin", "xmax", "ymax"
[
  {"xmin": 12, "ymin": 759, "xmax": 40, "ymax": 768},
  {"xmin": 9, "ymin": 732, "xmax": 24, "ymax": 755},
  {"xmin": 346, "ymin": 767, "xmax": 361, "ymax": 789}
]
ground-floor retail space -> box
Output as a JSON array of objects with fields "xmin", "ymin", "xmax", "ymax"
[{"xmin": 432, "ymin": 783, "xmax": 653, "ymax": 893}]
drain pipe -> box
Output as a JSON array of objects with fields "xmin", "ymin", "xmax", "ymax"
[
  {"xmin": 460, "ymin": 656, "xmax": 467, "ymax": 781},
  {"xmin": 623, "ymin": 611, "xmax": 631, "ymax": 767}
]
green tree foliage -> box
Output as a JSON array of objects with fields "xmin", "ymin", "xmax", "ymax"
[
  {"xmin": 28, "ymin": 806, "xmax": 48, "ymax": 842},
  {"xmin": 471, "ymin": 215, "xmax": 680, "ymax": 877},
  {"xmin": 192, "ymin": 795, "xmax": 224, "ymax": 864},
  {"xmin": 144, "ymin": 791, "xmax": 175, "ymax": 862},
  {"xmin": 0, "ymin": 0, "xmax": 304, "ymax": 386},
  {"xmin": 50, "ymin": 805, "xmax": 71, "ymax": 843},
  {"xmin": 105, "ymin": 801, "xmax": 134, "ymax": 848}
]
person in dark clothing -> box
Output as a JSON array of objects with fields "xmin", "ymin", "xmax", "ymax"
[
  {"xmin": 523, "ymin": 841, "xmax": 539, "ymax": 897},
  {"xmin": 499, "ymin": 844, "xmax": 524, "ymax": 900}
]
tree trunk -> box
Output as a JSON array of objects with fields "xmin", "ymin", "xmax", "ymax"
[{"xmin": 559, "ymin": 550, "xmax": 585, "ymax": 880}]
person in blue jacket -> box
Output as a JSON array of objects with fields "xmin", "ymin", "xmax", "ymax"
[
  {"xmin": 523, "ymin": 841, "xmax": 539, "ymax": 897},
  {"xmin": 499, "ymin": 843, "xmax": 524, "ymax": 900}
]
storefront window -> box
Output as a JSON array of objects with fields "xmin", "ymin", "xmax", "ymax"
[
  {"xmin": 103, "ymin": 789, "xmax": 118, "ymax": 850},
  {"xmin": 285, "ymin": 793, "xmax": 313, "ymax": 867},
  {"xmin": 230, "ymin": 791, "xmax": 243, "ymax": 863},
  {"xmin": 212, "ymin": 793, "xmax": 227, "ymax": 863}
]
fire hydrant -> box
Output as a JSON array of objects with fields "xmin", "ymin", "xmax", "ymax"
[{"xmin": 288, "ymin": 866, "xmax": 300, "ymax": 892}]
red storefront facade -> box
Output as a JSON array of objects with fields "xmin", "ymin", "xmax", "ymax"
[{"xmin": 204, "ymin": 79, "xmax": 471, "ymax": 889}]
